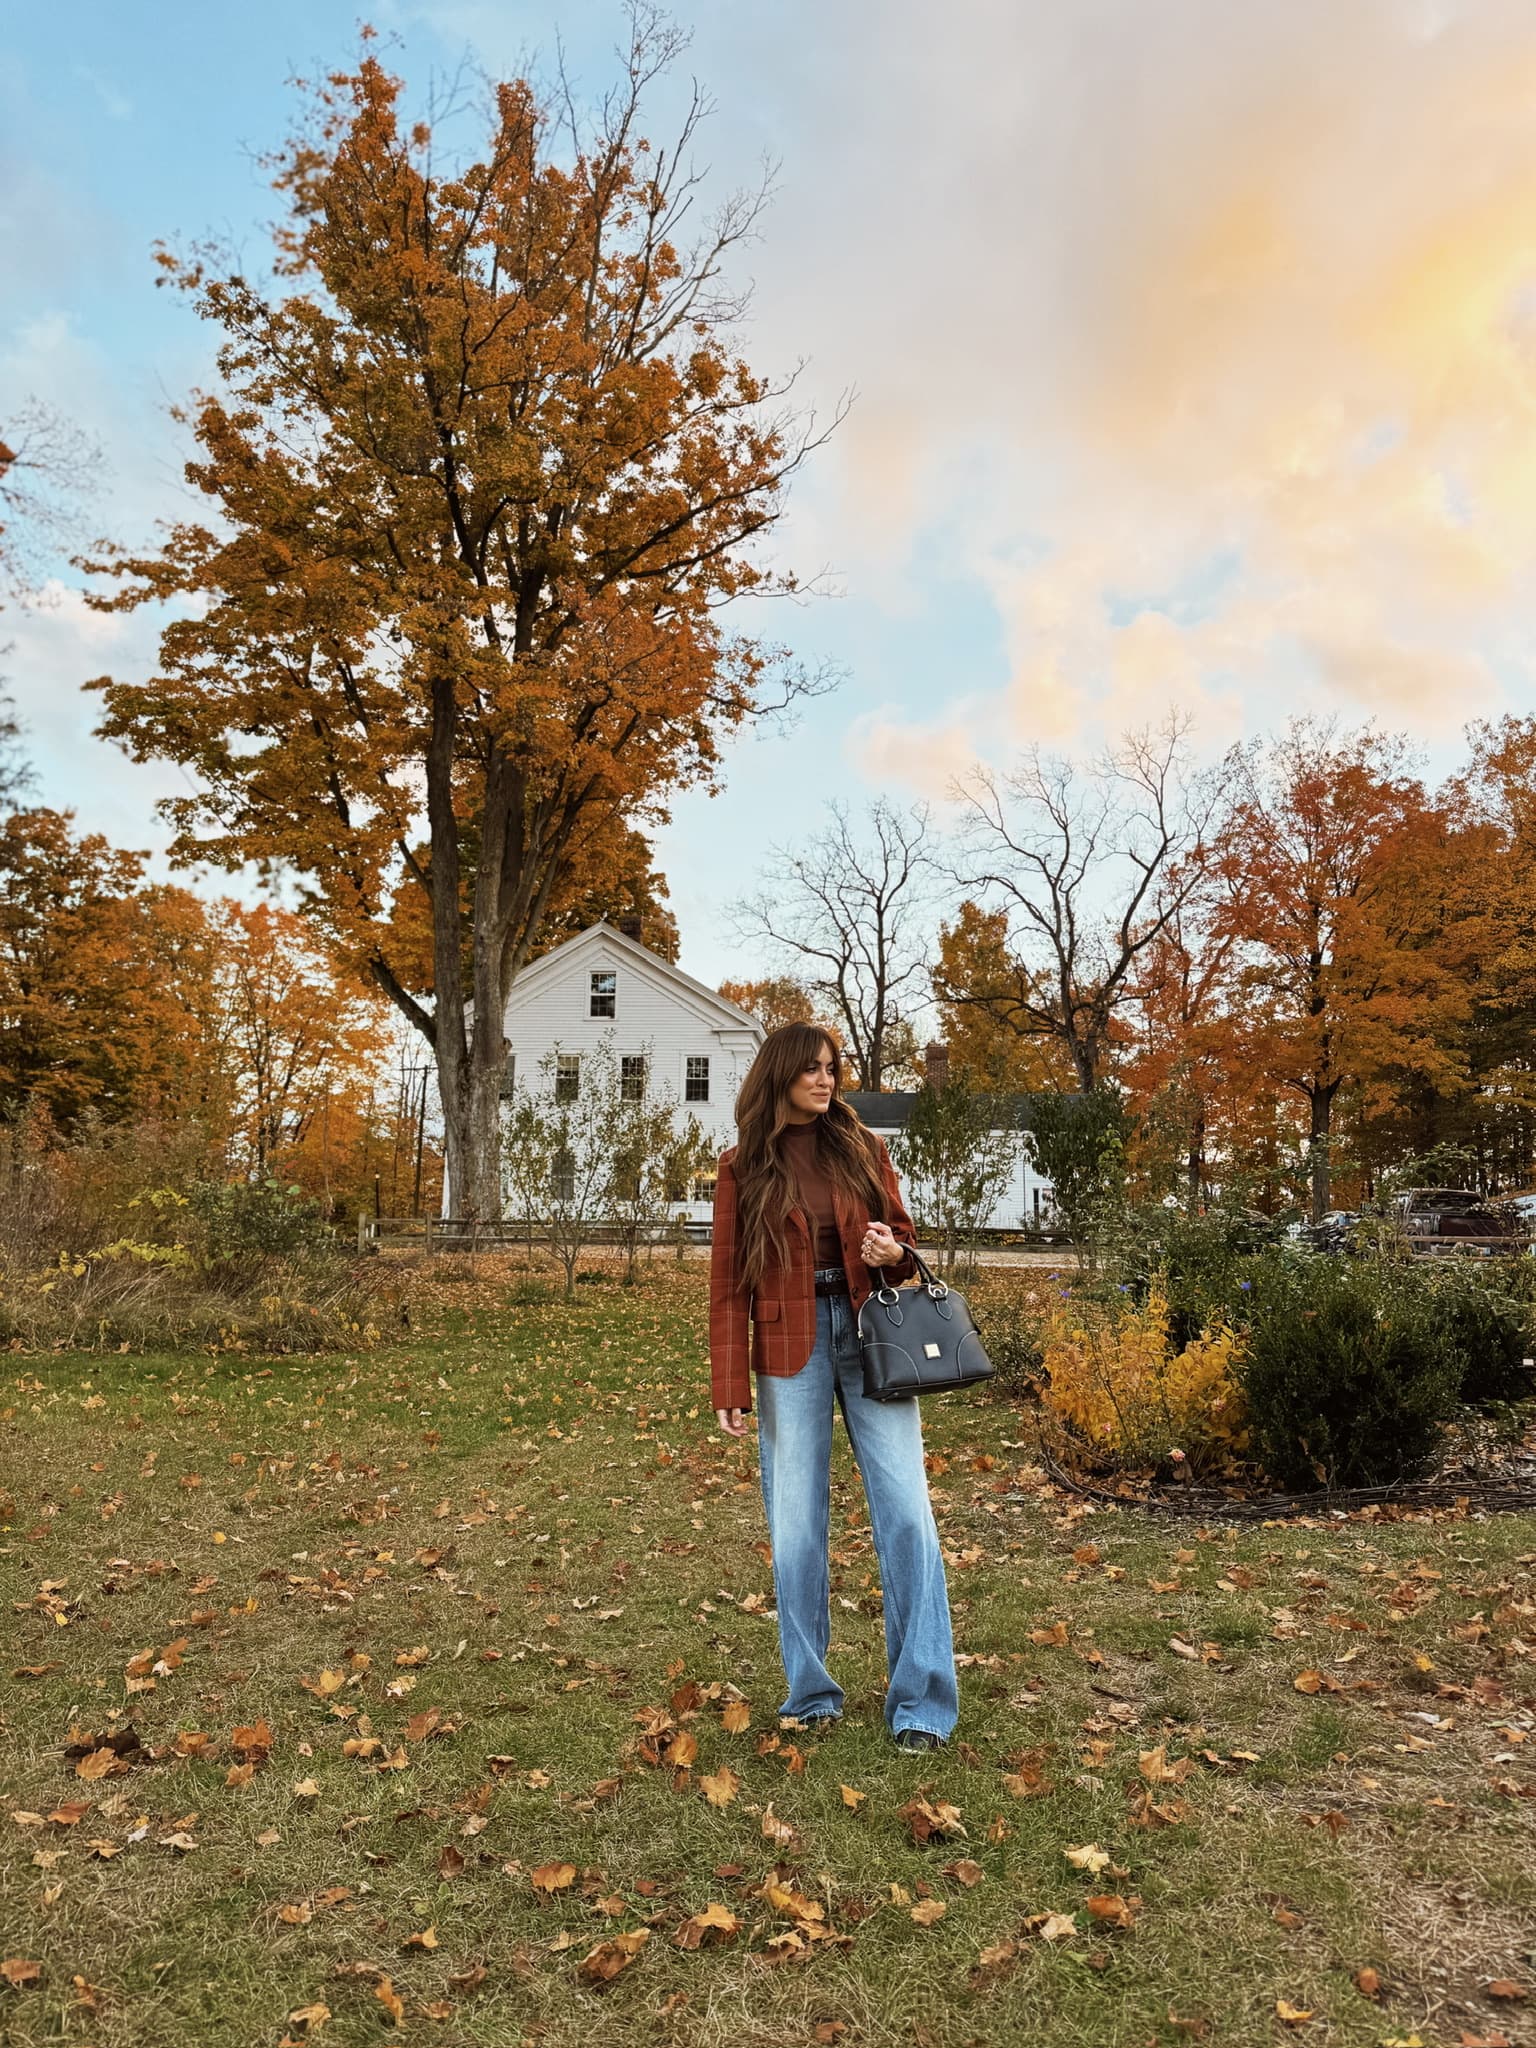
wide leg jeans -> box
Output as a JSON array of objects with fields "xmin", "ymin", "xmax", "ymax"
[{"xmin": 755, "ymin": 1291, "xmax": 959, "ymax": 1738}]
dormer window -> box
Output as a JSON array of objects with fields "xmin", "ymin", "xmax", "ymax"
[{"xmin": 590, "ymin": 970, "xmax": 616, "ymax": 1018}]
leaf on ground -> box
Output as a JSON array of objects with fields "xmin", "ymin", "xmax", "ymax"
[
  {"xmin": 2, "ymin": 1959, "xmax": 42, "ymax": 1987},
  {"xmin": 1063, "ymin": 1843, "xmax": 1111, "ymax": 1874},
  {"xmin": 1086, "ymin": 1894, "xmax": 1137, "ymax": 1928},
  {"xmin": 402, "ymin": 1926, "xmax": 438, "ymax": 1950},
  {"xmin": 1138, "ymin": 1746, "xmax": 1193, "ymax": 1785},
  {"xmin": 699, "ymin": 1766, "xmax": 740, "ymax": 1809},
  {"xmin": 530, "ymin": 1862, "xmax": 576, "ymax": 1895},
  {"xmin": 374, "ymin": 1977, "xmax": 404, "ymax": 2025},
  {"xmin": 839, "ymin": 1784, "xmax": 866, "ymax": 1811},
  {"xmin": 910, "ymin": 1898, "xmax": 947, "ymax": 1926},
  {"xmin": 1353, "ymin": 1966, "xmax": 1383, "ymax": 1998},
  {"xmin": 1275, "ymin": 1999, "xmax": 1315, "ymax": 2025},
  {"xmin": 1036, "ymin": 1912, "xmax": 1079, "ymax": 1942},
  {"xmin": 1486, "ymin": 1982, "xmax": 1527, "ymax": 2002},
  {"xmin": 577, "ymin": 1928, "xmax": 648, "ymax": 1983},
  {"xmin": 761, "ymin": 1803, "xmax": 797, "ymax": 1848},
  {"xmin": 721, "ymin": 1700, "xmax": 751, "ymax": 1734},
  {"xmin": 674, "ymin": 1902, "xmax": 740, "ymax": 1949},
  {"xmin": 899, "ymin": 1796, "xmax": 966, "ymax": 1843},
  {"xmin": 943, "ymin": 1858, "xmax": 985, "ymax": 1887},
  {"xmin": 75, "ymin": 1749, "xmax": 125, "ymax": 1782},
  {"xmin": 1294, "ymin": 1670, "xmax": 1340, "ymax": 1696}
]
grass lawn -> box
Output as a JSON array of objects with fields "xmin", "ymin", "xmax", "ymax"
[{"xmin": 2, "ymin": 1257, "xmax": 1534, "ymax": 2048}]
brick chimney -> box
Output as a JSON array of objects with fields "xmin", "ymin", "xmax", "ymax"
[
  {"xmin": 923, "ymin": 1040, "xmax": 949, "ymax": 1092},
  {"xmin": 617, "ymin": 915, "xmax": 643, "ymax": 943}
]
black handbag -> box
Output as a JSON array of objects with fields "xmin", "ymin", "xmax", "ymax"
[{"xmin": 857, "ymin": 1248, "xmax": 995, "ymax": 1401}]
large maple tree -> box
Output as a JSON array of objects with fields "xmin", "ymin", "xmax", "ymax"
[{"xmin": 85, "ymin": 29, "xmax": 829, "ymax": 1216}]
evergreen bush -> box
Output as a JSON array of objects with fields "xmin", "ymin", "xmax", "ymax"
[{"xmin": 1234, "ymin": 1257, "xmax": 1460, "ymax": 1489}]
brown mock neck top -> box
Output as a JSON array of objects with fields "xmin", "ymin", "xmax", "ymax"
[{"xmin": 781, "ymin": 1120, "xmax": 843, "ymax": 1266}]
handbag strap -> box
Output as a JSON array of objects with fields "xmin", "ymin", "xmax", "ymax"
[{"xmin": 866, "ymin": 1243, "xmax": 946, "ymax": 1298}]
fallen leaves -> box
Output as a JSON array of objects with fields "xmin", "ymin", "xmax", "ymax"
[
  {"xmin": 529, "ymin": 1862, "xmax": 577, "ymax": 1895},
  {"xmin": 674, "ymin": 1903, "xmax": 740, "ymax": 1950},
  {"xmin": 898, "ymin": 1796, "xmax": 966, "ymax": 1843},
  {"xmin": 578, "ymin": 1928, "xmax": 649, "ymax": 1984},
  {"xmin": 909, "ymin": 1898, "xmax": 947, "ymax": 1926}
]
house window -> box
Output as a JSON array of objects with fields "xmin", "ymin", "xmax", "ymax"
[
  {"xmin": 555, "ymin": 1053, "xmax": 580, "ymax": 1103},
  {"xmin": 590, "ymin": 970, "xmax": 616, "ymax": 1018},
  {"xmin": 692, "ymin": 1174, "xmax": 717, "ymax": 1204},
  {"xmin": 620, "ymin": 1054, "xmax": 646, "ymax": 1102},
  {"xmin": 552, "ymin": 1147, "xmax": 575, "ymax": 1202},
  {"xmin": 685, "ymin": 1055, "xmax": 710, "ymax": 1103}
]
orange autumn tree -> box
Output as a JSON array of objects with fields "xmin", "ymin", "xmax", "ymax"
[
  {"xmin": 0, "ymin": 808, "xmax": 219, "ymax": 1133},
  {"xmin": 932, "ymin": 902, "xmax": 1078, "ymax": 1094},
  {"xmin": 1213, "ymin": 721, "xmax": 1467, "ymax": 1221},
  {"xmin": 209, "ymin": 901, "xmax": 390, "ymax": 1182},
  {"xmin": 1117, "ymin": 895, "xmax": 1244, "ymax": 1210},
  {"xmin": 86, "ymin": 27, "xmax": 830, "ymax": 1217},
  {"xmin": 716, "ymin": 976, "xmax": 818, "ymax": 1034}
]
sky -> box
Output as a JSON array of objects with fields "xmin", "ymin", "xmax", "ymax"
[{"xmin": 6, "ymin": 0, "xmax": 1536, "ymax": 992}]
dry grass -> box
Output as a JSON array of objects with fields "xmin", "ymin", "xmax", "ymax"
[{"xmin": 1, "ymin": 1259, "xmax": 1533, "ymax": 2048}]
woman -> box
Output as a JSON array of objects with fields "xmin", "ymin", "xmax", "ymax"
[{"xmin": 710, "ymin": 1023, "xmax": 958, "ymax": 1751}]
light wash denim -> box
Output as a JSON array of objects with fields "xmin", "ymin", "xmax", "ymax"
[{"xmin": 754, "ymin": 1291, "xmax": 958, "ymax": 1739}]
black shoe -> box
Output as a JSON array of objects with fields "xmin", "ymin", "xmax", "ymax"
[{"xmin": 893, "ymin": 1727, "xmax": 943, "ymax": 1752}]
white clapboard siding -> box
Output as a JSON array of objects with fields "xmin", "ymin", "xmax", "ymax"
[{"xmin": 441, "ymin": 920, "xmax": 763, "ymax": 1220}]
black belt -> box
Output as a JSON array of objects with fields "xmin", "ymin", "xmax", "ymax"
[{"xmin": 813, "ymin": 1265, "xmax": 848, "ymax": 1295}]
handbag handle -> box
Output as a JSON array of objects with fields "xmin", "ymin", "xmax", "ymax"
[{"xmin": 867, "ymin": 1241, "xmax": 947, "ymax": 1303}]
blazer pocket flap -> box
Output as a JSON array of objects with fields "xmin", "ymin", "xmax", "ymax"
[{"xmin": 751, "ymin": 1299, "xmax": 781, "ymax": 1322}]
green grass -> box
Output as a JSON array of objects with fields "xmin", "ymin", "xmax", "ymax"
[{"xmin": 2, "ymin": 1256, "xmax": 1534, "ymax": 2047}]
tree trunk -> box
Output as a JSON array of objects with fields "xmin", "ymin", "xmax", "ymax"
[
  {"xmin": 1186, "ymin": 1107, "xmax": 1205, "ymax": 1216},
  {"xmin": 1308, "ymin": 1087, "xmax": 1333, "ymax": 1224}
]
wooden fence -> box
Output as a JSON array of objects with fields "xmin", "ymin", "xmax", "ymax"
[{"xmin": 357, "ymin": 1215, "xmax": 714, "ymax": 1254}]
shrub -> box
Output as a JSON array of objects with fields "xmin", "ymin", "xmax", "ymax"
[
  {"xmin": 182, "ymin": 1177, "xmax": 337, "ymax": 1282},
  {"xmin": 1423, "ymin": 1263, "xmax": 1534, "ymax": 1405},
  {"xmin": 1233, "ymin": 1256, "xmax": 1460, "ymax": 1490},
  {"xmin": 1107, "ymin": 1203, "xmax": 1291, "ymax": 1348},
  {"xmin": 1040, "ymin": 1283, "xmax": 1248, "ymax": 1477},
  {"xmin": 970, "ymin": 1273, "xmax": 1051, "ymax": 1398}
]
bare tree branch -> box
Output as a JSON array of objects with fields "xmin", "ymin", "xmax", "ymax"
[{"xmin": 729, "ymin": 798, "xmax": 936, "ymax": 1090}]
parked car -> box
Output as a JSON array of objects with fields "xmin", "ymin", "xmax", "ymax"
[{"xmin": 1388, "ymin": 1187, "xmax": 1528, "ymax": 1257}]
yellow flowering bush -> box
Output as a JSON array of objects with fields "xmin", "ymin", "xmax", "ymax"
[{"xmin": 1041, "ymin": 1283, "xmax": 1249, "ymax": 1476}]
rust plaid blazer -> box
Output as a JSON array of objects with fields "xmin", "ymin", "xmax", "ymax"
[{"xmin": 708, "ymin": 1134, "xmax": 918, "ymax": 1414}]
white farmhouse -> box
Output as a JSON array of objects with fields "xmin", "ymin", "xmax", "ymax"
[{"xmin": 489, "ymin": 918, "xmax": 764, "ymax": 1221}]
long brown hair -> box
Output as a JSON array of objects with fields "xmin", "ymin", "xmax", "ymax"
[{"xmin": 732, "ymin": 1023, "xmax": 890, "ymax": 1289}]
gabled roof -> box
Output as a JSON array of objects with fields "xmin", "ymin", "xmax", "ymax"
[
  {"xmin": 844, "ymin": 1089, "xmax": 1040, "ymax": 1131},
  {"xmin": 502, "ymin": 919, "xmax": 766, "ymax": 1039}
]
